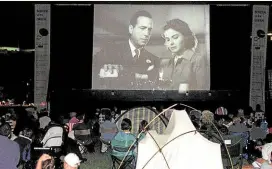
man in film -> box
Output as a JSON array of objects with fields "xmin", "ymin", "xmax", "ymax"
[{"xmin": 93, "ymin": 10, "xmax": 160, "ymax": 90}]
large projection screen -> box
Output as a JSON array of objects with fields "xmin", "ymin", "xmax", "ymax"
[{"xmin": 92, "ymin": 5, "xmax": 210, "ymax": 91}]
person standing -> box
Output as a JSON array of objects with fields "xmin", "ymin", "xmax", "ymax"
[{"xmin": 0, "ymin": 123, "xmax": 20, "ymax": 169}]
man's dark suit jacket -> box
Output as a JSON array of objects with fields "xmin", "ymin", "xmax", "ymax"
[{"xmin": 93, "ymin": 42, "xmax": 160, "ymax": 90}]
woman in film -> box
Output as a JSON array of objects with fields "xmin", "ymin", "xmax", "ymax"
[{"xmin": 160, "ymin": 18, "xmax": 208, "ymax": 91}]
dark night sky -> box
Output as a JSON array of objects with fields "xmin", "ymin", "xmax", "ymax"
[
  {"xmin": 0, "ymin": 2, "xmax": 34, "ymax": 49},
  {"xmin": 0, "ymin": 2, "xmax": 271, "ymax": 101}
]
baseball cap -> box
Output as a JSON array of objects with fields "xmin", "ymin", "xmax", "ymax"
[{"xmin": 64, "ymin": 153, "xmax": 81, "ymax": 167}]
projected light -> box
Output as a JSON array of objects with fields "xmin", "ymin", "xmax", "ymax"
[{"xmin": 92, "ymin": 4, "xmax": 210, "ymax": 91}]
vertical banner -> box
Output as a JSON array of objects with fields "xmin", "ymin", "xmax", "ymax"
[
  {"xmin": 35, "ymin": 4, "xmax": 51, "ymax": 110},
  {"xmin": 250, "ymin": 5, "xmax": 269, "ymax": 111}
]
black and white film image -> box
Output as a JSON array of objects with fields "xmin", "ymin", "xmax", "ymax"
[{"xmin": 92, "ymin": 5, "xmax": 210, "ymax": 91}]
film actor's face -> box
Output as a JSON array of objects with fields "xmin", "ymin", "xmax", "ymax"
[
  {"xmin": 129, "ymin": 16, "xmax": 153, "ymax": 48},
  {"xmin": 163, "ymin": 28, "xmax": 185, "ymax": 55}
]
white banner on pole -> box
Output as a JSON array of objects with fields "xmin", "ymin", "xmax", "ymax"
[
  {"xmin": 34, "ymin": 4, "xmax": 51, "ymax": 110},
  {"xmin": 250, "ymin": 5, "xmax": 269, "ymax": 111}
]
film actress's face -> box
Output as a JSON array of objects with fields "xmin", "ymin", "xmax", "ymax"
[
  {"xmin": 163, "ymin": 28, "xmax": 185, "ymax": 55},
  {"xmin": 129, "ymin": 16, "xmax": 153, "ymax": 48}
]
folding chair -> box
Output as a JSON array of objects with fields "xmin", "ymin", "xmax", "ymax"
[
  {"xmin": 110, "ymin": 134, "xmax": 137, "ymax": 169},
  {"xmin": 229, "ymin": 131, "xmax": 249, "ymax": 148},
  {"xmin": 42, "ymin": 126, "xmax": 64, "ymax": 148},
  {"xmin": 100, "ymin": 123, "xmax": 118, "ymax": 153},
  {"xmin": 74, "ymin": 128, "xmax": 92, "ymax": 155},
  {"xmin": 111, "ymin": 146, "xmax": 136, "ymax": 169},
  {"xmin": 198, "ymin": 129, "xmax": 243, "ymax": 169},
  {"xmin": 100, "ymin": 138, "xmax": 111, "ymax": 153},
  {"xmin": 221, "ymin": 134, "xmax": 243, "ymax": 169}
]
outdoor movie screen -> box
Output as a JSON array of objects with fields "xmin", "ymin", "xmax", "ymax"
[{"xmin": 92, "ymin": 4, "xmax": 210, "ymax": 91}]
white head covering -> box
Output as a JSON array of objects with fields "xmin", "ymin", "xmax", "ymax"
[
  {"xmin": 262, "ymin": 143, "xmax": 272, "ymax": 163},
  {"xmin": 64, "ymin": 153, "xmax": 81, "ymax": 168}
]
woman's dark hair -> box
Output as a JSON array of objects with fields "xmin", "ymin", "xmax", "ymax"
[
  {"xmin": 105, "ymin": 114, "xmax": 111, "ymax": 121},
  {"xmin": 101, "ymin": 108, "xmax": 112, "ymax": 121},
  {"xmin": 22, "ymin": 127, "xmax": 34, "ymax": 139},
  {"xmin": 163, "ymin": 18, "xmax": 196, "ymax": 50},
  {"xmin": 0, "ymin": 122, "xmax": 11, "ymax": 137},
  {"xmin": 190, "ymin": 115, "xmax": 197, "ymax": 121},
  {"xmin": 76, "ymin": 113, "xmax": 85, "ymax": 121},
  {"xmin": 121, "ymin": 118, "xmax": 132, "ymax": 131},
  {"xmin": 192, "ymin": 121, "xmax": 200, "ymax": 129},
  {"xmin": 138, "ymin": 120, "xmax": 150, "ymax": 133},
  {"xmin": 4, "ymin": 112, "xmax": 17, "ymax": 121},
  {"xmin": 10, "ymin": 113, "xmax": 17, "ymax": 121}
]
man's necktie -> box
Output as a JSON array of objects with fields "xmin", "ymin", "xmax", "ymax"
[{"xmin": 134, "ymin": 49, "xmax": 140, "ymax": 61}]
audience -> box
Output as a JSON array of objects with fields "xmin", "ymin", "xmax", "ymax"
[
  {"xmin": 0, "ymin": 122, "xmax": 20, "ymax": 169},
  {"xmin": 100, "ymin": 112, "xmax": 118, "ymax": 153},
  {"xmin": 200, "ymin": 110, "xmax": 221, "ymax": 142},
  {"xmin": 260, "ymin": 143, "xmax": 272, "ymax": 169},
  {"xmin": 68, "ymin": 112, "xmax": 79, "ymax": 132},
  {"xmin": 138, "ymin": 120, "xmax": 150, "ymax": 141},
  {"xmin": 73, "ymin": 113, "xmax": 94, "ymax": 156},
  {"xmin": 63, "ymin": 153, "xmax": 81, "ymax": 169},
  {"xmin": 39, "ymin": 109, "xmax": 51, "ymax": 129},
  {"xmin": 251, "ymin": 120, "xmax": 267, "ymax": 140},
  {"xmin": 6, "ymin": 112, "xmax": 18, "ymax": 140},
  {"xmin": 14, "ymin": 127, "xmax": 33, "ymax": 164},
  {"xmin": 111, "ymin": 118, "xmax": 136, "ymax": 160},
  {"xmin": 35, "ymin": 154, "xmax": 54, "ymax": 169},
  {"xmin": 0, "ymin": 102, "xmax": 272, "ymax": 169},
  {"xmin": 228, "ymin": 117, "xmax": 249, "ymax": 133},
  {"xmin": 41, "ymin": 119, "xmax": 64, "ymax": 148}
]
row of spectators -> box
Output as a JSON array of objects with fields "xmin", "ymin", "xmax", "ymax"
[{"xmin": 0, "ymin": 103, "xmax": 270, "ymax": 169}]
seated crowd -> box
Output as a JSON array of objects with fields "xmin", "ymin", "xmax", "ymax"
[
  {"xmin": 0, "ymin": 107, "xmax": 96, "ymax": 169},
  {"xmin": 0, "ymin": 104, "xmax": 272, "ymax": 169}
]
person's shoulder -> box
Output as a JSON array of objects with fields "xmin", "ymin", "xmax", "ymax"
[
  {"xmin": 44, "ymin": 116, "xmax": 51, "ymax": 120},
  {"xmin": 143, "ymin": 49, "xmax": 158, "ymax": 58},
  {"xmin": 13, "ymin": 136, "xmax": 22, "ymax": 143},
  {"xmin": 73, "ymin": 122, "xmax": 88, "ymax": 130},
  {"xmin": 142, "ymin": 49, "xmax": 160, "ymax": 66},
  {"xmin": 104, "ymin": 120, "xmax": 116, "ymax": 126},
  {"xmin": 113, "ymin": 131, "xmax": 122, "ymax": 138},
  {"xmin": 128, "ymin": 133, "xmax": 137, "ymax": 139},
  {"xmin": 5, "ymin": 137, "xmax": 20, "ymax": 150},
  {"xmin": 72, "ymin": 123, "xmax": 80, "ymax": 129}
]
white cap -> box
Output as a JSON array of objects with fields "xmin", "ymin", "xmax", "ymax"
[
  {"xmin": 262, "ymin": 143, "xmax": 272, "ymax": 163},
  {"xmin": 64, "ymin": 153, "xmax": 81, "ymax": 167}
]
